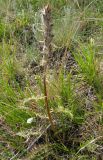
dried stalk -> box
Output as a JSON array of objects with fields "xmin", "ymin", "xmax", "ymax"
[{"xmin": 41, "ymin": 5, "xmax": 55, "ymax": 130}]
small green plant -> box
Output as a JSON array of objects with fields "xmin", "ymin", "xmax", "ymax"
[
  {"xmin": 74, "ymin": 43, "xmax": 96, "ymax": 84},
  {"xmin": 74, "ymin": 43, "xmax": 103, "ymax": 96}
]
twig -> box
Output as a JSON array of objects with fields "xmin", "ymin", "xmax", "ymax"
[
  {"xmin": 76, "ymin": 136, "xmax": 103, "ymax": 155},
  {"xmin": 10, "ymin": 124, "xmax": 51, "ymax": 160},
  {"xmin": 27, "ymin": 124, "xmax": 51, "ymax": 151}
]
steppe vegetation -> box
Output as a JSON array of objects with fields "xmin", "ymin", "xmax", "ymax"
[{"xmin": 0, "ymin": 0, "xmax": 103, "ymax": 159}]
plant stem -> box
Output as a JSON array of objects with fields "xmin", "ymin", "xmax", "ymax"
[{"xmin": 42, "ymin": 4, "xmax": 55, "ymax": 130}]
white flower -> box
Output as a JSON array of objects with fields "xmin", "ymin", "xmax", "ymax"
[{"xmin": 27, "ymin": 117, "xmax": 34, "ymax": 124}]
